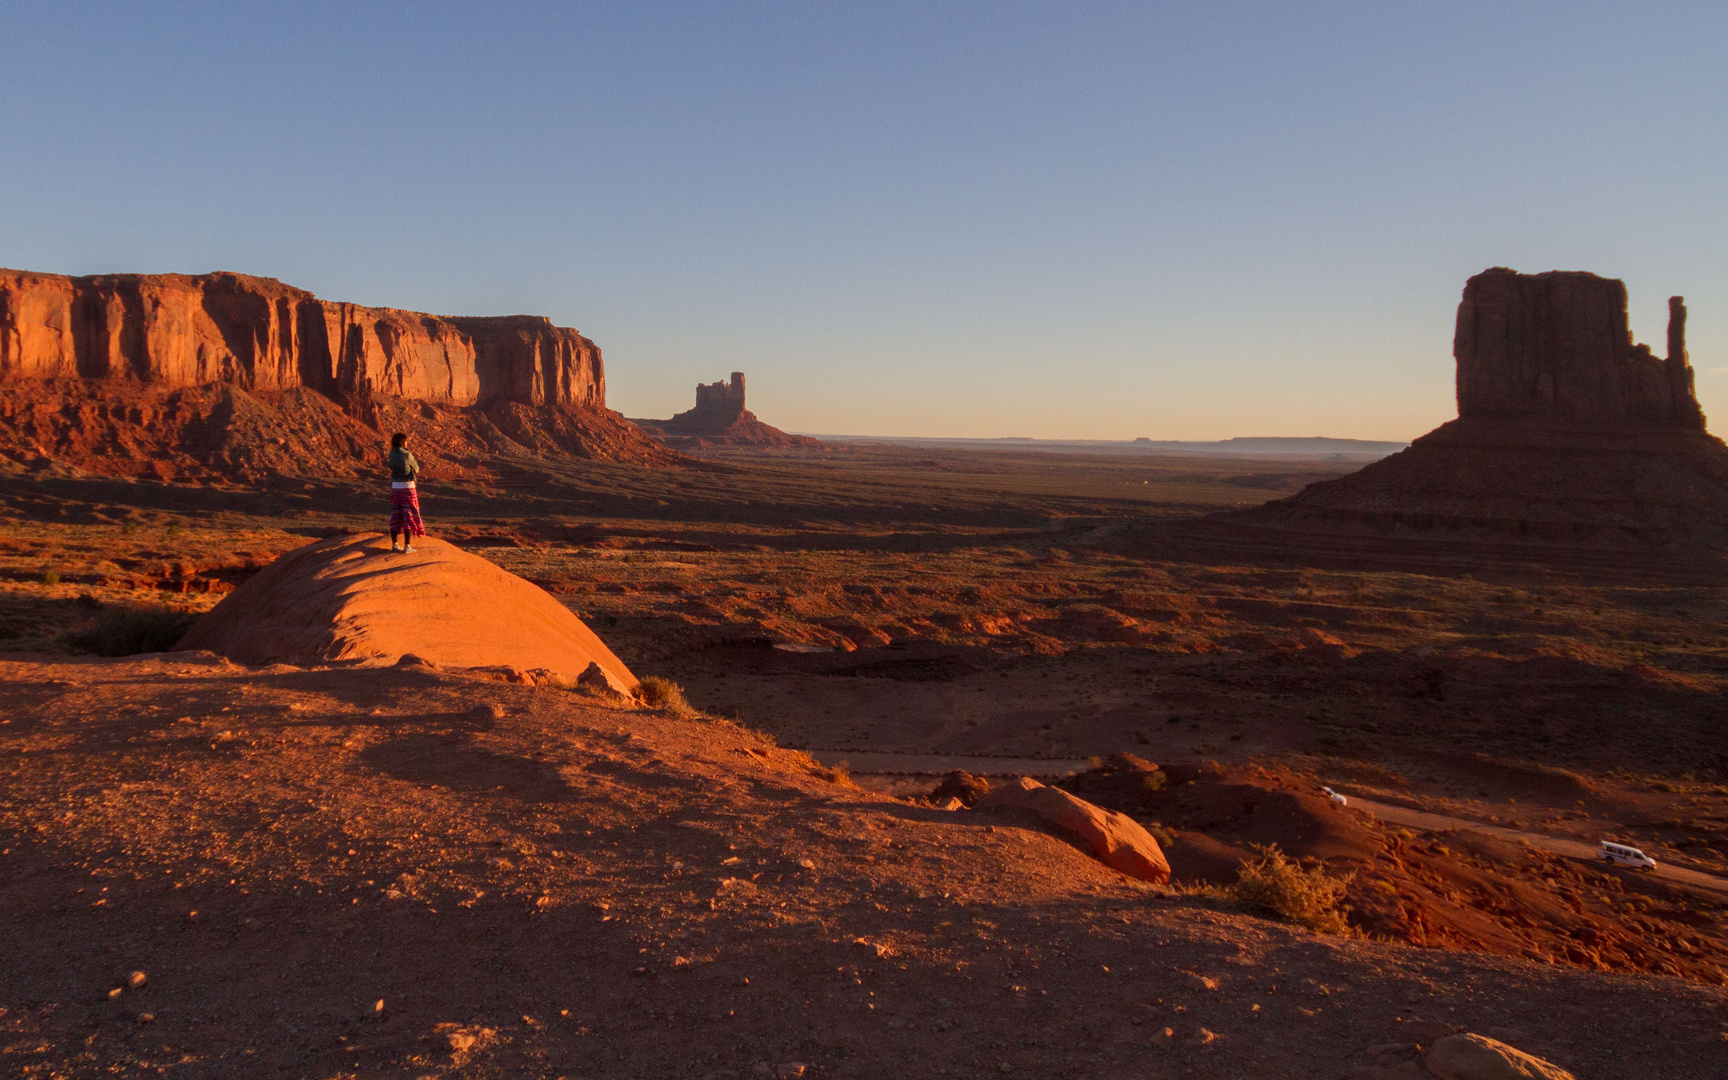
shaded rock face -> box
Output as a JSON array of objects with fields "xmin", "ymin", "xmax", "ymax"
[
  {"xmin": 0, "ymin": 270, "xmax": 603, "ymax": 409},
  {"xmin": 631, "ymin": 370, "xmax": 823, "ymax": 450},
  {"xmin": 1231, "ymin": 269, "xmax": 1728, "ymax": 554},
  {"xmin": 1455, "ymin": 268, "xmax": 1702, "ymax": 429}
]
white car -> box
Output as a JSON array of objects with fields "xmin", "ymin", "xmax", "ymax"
[
  {"xmin": 1319, "ymin": 786, "xmax": 1348, "ymax": 808},
  {"xmin": 1597, "ymin": 841, "xmax": 1657, "ymax": 871}
]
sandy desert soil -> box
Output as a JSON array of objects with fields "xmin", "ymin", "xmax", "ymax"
[
  {"xmin": 4, "ymin": 443, "xmax": 1728, "ymax": 1076},
  {"xmin": 5, "ymin": 655, "xmax": 1727, "ymax": 1080}
]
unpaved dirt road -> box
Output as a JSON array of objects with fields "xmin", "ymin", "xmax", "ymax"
[
  {"xmin": 809, "ymin": 750, "xmax": 1728, "ymax": 897},
  {"xmin": 1346, "ymin": 794, "xmax": 1728, "ymax": 898}
]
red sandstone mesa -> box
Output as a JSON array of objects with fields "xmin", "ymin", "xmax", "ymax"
[
  {"xmin": 0, "ymin": 269, "xmax": 603, "ymax": 409},
  {"xmin": 0, "ymin": 268, "xmax": 685, "ymax": 478}
]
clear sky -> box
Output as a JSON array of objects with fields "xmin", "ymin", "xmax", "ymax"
[{"xmin": 2, "ymin": 3, "xmax": 1723, "ymax": 440}]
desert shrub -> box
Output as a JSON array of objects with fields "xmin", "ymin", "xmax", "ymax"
[
  {"xmin": 71, "ymin": 606, "xmax": 198, "ymax": 657},
  {"xmin": 1228, "ymin": 844, "xmax": 1355, "ymax": 935},
  {"xmin": 40, "ymin": 568, "xmax": 60, "ymax": 586},
  {"xmin": 1142, "ymin": 821, "xmax": 1178, "ymax": 849},
  {"xmin": 636, "ymin": 675, "xmax": 691, "ymax": 715},
  {"xmin": 807, "ymin": 758, "xmax": 855, "ymax": 787}
]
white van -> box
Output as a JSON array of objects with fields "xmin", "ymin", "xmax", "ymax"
[{"xmin": 1597, "ymin": 841, "xmax": 1657, "ymax": 871}]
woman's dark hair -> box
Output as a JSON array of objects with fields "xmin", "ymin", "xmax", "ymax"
[{"xmin": 390, "ymin": 432, "xmax": 407, "ymax": 449}]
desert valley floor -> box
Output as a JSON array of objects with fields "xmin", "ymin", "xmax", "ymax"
[{"xmin": 4, "ymin": 442, "xmax": 1728, "ymax": 1079}]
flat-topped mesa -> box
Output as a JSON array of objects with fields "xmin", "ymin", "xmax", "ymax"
[
  {"xmin": 0, "ymin": 269, "xmax": 605, "ymax": 410},
  {"xmin": 1455, "ymin": 268, "xmax": 1704, "ymax": 429}
]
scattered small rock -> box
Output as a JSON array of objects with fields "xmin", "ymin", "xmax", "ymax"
[
  {"xmin": 466, "ymin": 703, "xmax": 505, "ymax": 723},
  {"xmin": 127, "ymin": 971, "xmax": 146, "ymax": 989},
  {"xmin": 394, "ymin": 653, "xmax": 435, "ymax": 668},
  {"xmin": 1151, "ymin": 1026, "xmax": 1175, "ymax": 1048},
  {"xmin": 1188, "ymin": 1027, "xmax": 1220, "ymax": 1046},
  {"xmin": 107, "ymin": 988, "xmax": 122, "ymax": 1000},
  {"xmin": 1185, "ymin": 972, "xmax": 1220, "ymax": 992},
  {"xmin": 576, "ymin": 661, "xmax": 622, "ymax": 697},
  {"xmin": 776, "ymin": 1064, "xmax": 808, "ymax": 1079},
  {"xmin": 1425, "ymin": 1033, "xmax": 1575, "ymax": 1080},
  {"xmin": 136, "ymin": 1012, "xmax": 154, "ymax": 1024}
]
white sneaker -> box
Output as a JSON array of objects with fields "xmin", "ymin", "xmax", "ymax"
[{"xmin": 403, "ymin": 546, "xmax": 416, "ymax": 553}]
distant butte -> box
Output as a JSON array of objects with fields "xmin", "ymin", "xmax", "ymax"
[
  {"xmin": 630, "ymin": 371, "xmax": 823, "ymax": 450},
  {"xmin": 1231, "ymin": 268, "xmax": 1728, "ymax": 554}
]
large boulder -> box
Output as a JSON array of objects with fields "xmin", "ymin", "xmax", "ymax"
[
  {"xmin": 1425, "ymin": 1033, "xmax": 1576, "ymax": 1080},
  {"xmin": 177, "ymin": 534, "xmax": 638, "ymax": 694},
  {"xmin": 979, "ymin": 776, "xmax": 1171, "ymax": 885}
]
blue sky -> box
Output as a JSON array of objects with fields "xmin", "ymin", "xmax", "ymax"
[{"xmin": 2, "ymin": 3, "xmax": 1723, "ymax": 439}]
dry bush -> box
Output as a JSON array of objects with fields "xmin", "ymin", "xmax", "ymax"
[
  {"xmin": 1228, "ymin": 844, "xmax": 1355, "ymax": 935},
  {"xmin": 636, "ymin": 676, "xmax": 692, "ymax": 715},
  {"xmin": 70, "ymin": 606, "xmax": 198, "ymax": 657},
  {"xmin": 1142, "ymin": 821, "xmax": 1178, "ymax": 849},
  {"xmin": 807, "ymin": 758, "xmax": 856, "ymax": 787}
]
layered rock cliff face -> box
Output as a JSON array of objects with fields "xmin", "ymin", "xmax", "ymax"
[
  {"xmin": 0, "ymin": 270, "xmax": 604, "ymax": 408},
  {"xmin": 631, "ymin": 371, "xmax": 823, "ymax": 450},
  {"xmin": 1233, "ymin": 268, "xmax": 1728, "ymax": 553},
  {"xmin": 0, "ymin": 269, "xmax": 683, "ymax": 480}
]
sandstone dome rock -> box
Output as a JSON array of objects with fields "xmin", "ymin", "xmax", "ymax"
[
  {"xmin": 1231, "ymin": 268, "xmax": 1728, "ymax": 558},
  {"xmin": 176, "ymin": 534, "xmax": 638, "ymax": 694}
]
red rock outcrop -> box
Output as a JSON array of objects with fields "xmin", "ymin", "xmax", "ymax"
[
  {"xmin": 1231, "ymin": 269, "xmax": 1728, "ymax": 554},
  {"xmin": 178, "ymin": 534, "xmax": 639, "ymax": 694},
  {"xmin": 631, "ymin": 371, "xmax": 823, "ymax": 450},
  {"xmin": 0, "ymin": 269, "xmax": 684, "ymax": 479},
  {"xmin": 0, "ymin": 270, "xmax": 603, "ymax": 408},
  {"xmin": 1454, "ymin": 268, "xmax": 1703, "ymax": 428}
]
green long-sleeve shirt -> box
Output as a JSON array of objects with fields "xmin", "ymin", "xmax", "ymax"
[{"xmin": 387, "ymin": 448, "xmax": 419, "ymax": 483}]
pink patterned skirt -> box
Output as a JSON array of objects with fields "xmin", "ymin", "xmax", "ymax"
[{"xmin": 389, "ymin": 485, "xmax": 425, "ymax": 537}]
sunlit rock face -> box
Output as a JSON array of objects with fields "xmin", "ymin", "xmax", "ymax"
[{"xmin": 0, "ymin": 269, "xmax": 605, "ymax": 409}]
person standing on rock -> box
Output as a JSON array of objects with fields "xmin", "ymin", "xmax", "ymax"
[{"xmin": 387, "ymin": 432, "xmax": 425, "ymax": 553}]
